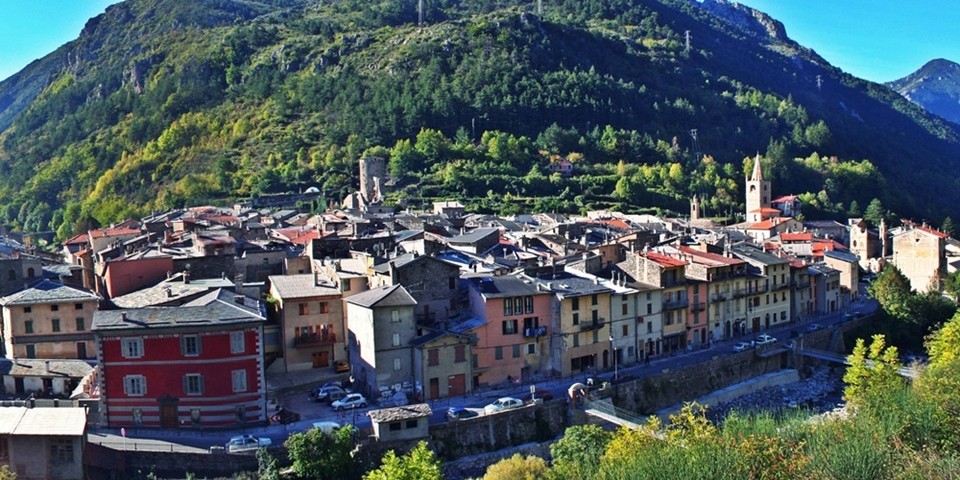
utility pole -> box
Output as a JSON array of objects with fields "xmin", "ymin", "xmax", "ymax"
[
  {"xmin": 537, "ymin": 0, "xmax": 543, "ymax": 15},
  {"xmin": 685, "ymin": 30, "xmax": 692, "ymax": 54},
  {"xmin": 418, "ymin": 0, "xmax": 424, "ymax": 27},
  {"xmin": 689, "ymin": 128, "xmax": 702, "ymax": 164},
  {"xmin": 816, "ymin": 74, "xmax": 823, "ymax": 91}
]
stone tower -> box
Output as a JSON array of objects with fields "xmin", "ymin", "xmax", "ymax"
[
  {"xmin": 690, "ymin": 195, "xmax": 701, "ymax": 221},
  {"xmin": 745, "ymin": 154, "xmax": 771, "ymax": 223},
  {"xmin": 359, "ymin": 156, "xmax": 386, "ymax": 205}
]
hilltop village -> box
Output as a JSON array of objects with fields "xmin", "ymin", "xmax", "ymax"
[{"xmin": 0, "ymin": 156, "xmax": 957, "ymax": 478}]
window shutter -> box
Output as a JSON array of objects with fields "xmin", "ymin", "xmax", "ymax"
[
  {"xmin": 196, "ymin": 336, "xmax": 202, "ymax": 356},
  {"xmin": 183, "ymin": 375, "xmax": 189, "ymax": 394},
  {"xmin": 200, "ymin": 376, "xmax": 205, "ymax": 395},
  {"xmin": 123, "ymin": 377, "xmax": 130, "ymax": 395},
  {"xmin": 180, "ymin": 336, "xmax": 186, "ymax": 355}
]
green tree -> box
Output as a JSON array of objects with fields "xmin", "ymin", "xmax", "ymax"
[
  {"xmin": 285, "ymin": 424, "xmax": 360, "ymax": 480},
  {"xmin": 843, "ymin": 335, "xmax": 902, "ymax": 405},
  {"xmin": 483, "ymin": 453, "xmax": 548, "ymax": 480},
  {"xmin": 550, "ymin": 424, "xmax": 612, "ymax": 479},
  {"xmin": 363, "ymin": 441, "xmax": 441, "ymax": 480},
  {"xmin": 863, "ymin": 198, "xmax": 887, "ymax": 226},
  {"xmin": 942, "ymin": 217, "xmax": 957, "ymax": 238},
  {"xmin": 256, "ymin": 448, "xmax": 281, "ymax": 480},
  {"xmin": 868, "ymin": 265, "xmax": 914, "ymax": 321}
]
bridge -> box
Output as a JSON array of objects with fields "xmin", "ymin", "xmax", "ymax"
[
  {"xmin": 797, "ymin": 347, "xmax": 919, "ymax": 379},
  {"xmin": 582, "ymin": 398, "xmax": 650, "ymax": 430}
]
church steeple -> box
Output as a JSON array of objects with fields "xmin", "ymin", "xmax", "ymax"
[{"xmin": 745, "ymin": 154, "xmax": 772, "ymax": 223}]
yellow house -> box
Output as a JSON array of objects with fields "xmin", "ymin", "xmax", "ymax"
[
  {"xmin": 541, "ymin": 272, "xmax": 612, "ymax": 377},
  {"xmin": 0, "ymin": 280, "xmax": 100, "ymax": 360}
]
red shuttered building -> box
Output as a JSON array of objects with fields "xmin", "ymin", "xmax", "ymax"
[{"xmin": 93, "ymin": 289, "xmax": 267, "ymax": 428}]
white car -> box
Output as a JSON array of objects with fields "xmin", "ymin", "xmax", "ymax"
[
  {"xmin": 755, "ymin": 334, "xmax": 777, "ymax": 345},
  {"xmin": 733, "ymin": 341, "xmax": 752, "ymax": 352},
  {"xmin": 483, "ymin": 397, "xmax": 523, "ymax": 414},
  {"xmin": 312, "ymin": 421, "xmax": 341, "ymax": 434},
  {"xmin": 331, "ymin": 393, "xmax": 368, "ymax": 411},
  {"xmin": 225, "ymin": 434, "xmax": 272, "ymax": 453}
]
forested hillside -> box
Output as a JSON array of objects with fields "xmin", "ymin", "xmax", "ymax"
[{"xmin": 1, "ymin": 0, "xmax": 959, "ymax": 240}]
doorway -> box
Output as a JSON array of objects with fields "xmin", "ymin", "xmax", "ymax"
[
  {"xmin": 429, "ymin": 378, "xmax": 440, "ymax": 400},
  {"xmin": 312, "ymin": 350, "xmax": 330, "ymax": 368},
  {"xmin": 447, "ymin": 374, "xmax": 465, "ymax": 397},
  {"xmin": 159, "ymin": 399, "xmax": 179, "ymax": 428}
]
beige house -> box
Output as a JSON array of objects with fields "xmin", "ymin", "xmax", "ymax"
[
  {"xmin": 268, "ymin": 273, "xmax": 345, "ymax": 372},
  {"xmin": 668, "ymin": 246, "xmax": 749, "ymax": 341},
  {"xmin": 368, "ymin": 403, "xmax": 431, "ymax": 442},
  {"xmin": 892, "ymin": 224, "xmax": 949, "ymax": 293},
  {"xmin": 0, "ymin": 406, "xmax": 87, "ymax": 480},
  {"xmin": 824, "ymin": 250, "xmax": 861, "ymax": 306},
  {"xmin": 412, "ymin": 331, "xmax": 473, "ymax": 400},
  {"xmin": 732, "ymin": 245, "xmax": 792, "ymax": 334},
  {"xmin": 1, "ymin": 280, "xmax": 100, "ymax": 360},
  {"xmin": 625, "ymin": 252, "xmax": 689, "ymax": 354},
  {"xmin": 545, "ymin": 272, "xmax": 613, "ymax": 377}
]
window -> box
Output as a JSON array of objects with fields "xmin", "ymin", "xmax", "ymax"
[
  {"xmin": 502, "ymin": 319, "xmax": 518, "ymax": 335},
  {"xmin": 406, "ymin": 419, "xmax": 418, "ymax": 429},
  {"xmin": 573, "ymin": 333, "xmax": 579, "ymax": 347},
  {"xmin": 51, "ymin": 318, "xmax": 60, "ymax": 333},
  {"xmin": 298, "ymin": 303, "xmax": 308, "ymax": 315},
  {"xmin": 527, "ymin": 343, "xmax": 536, "ymax": 355},
  {"xmin": 572, "ymin": 313, "xmax": 579, "ymax": 326},
  {"xmin": 472, "ymin": 354, "xmax": 478, "ymax": 368},
  {"xmin": 524, "ymin": 296, "xmax": 534, "ymax": 314},
  {"xmin": 184, "ymin": 374, "xmax": 205, "ymax": 395},
  {"xmin": 124, "ymin": 375, "xmax": 146, "ymax": 396},
  {"xmin": 523, "ymin": 317, "xmax": 539, "ymax": 331},
  {"xmin": 647, "ymin": 322, "xmax": 653, "ymax": 334},
  {"xmin": 571, "ymin": 297, "xmax": 579, "ymax": 311},
  {"xmin": 428, "ymin": 348, "xmax": 439, "ymax": 366},
  {"xmin": 24, "ymin": 320, "xmax": 33, "ymax": 334},
  {"xmin": 23, "ymin": 306, "xmax": 31, "ymax": 313},
  {"xmin": 512, "ymin": 344, "xmax": 521, "ymax": 358},
  {"xmin": 389, "ymin": 422, "xmax": 402, "ymax": 431},
  {"xmin": 50, "ymin": 304, "xmax": 59, "ymax": 312},
  {"xmin": 50, "ymin": 439, "xmax": 74, "ymax": 465},
  {"xmin": 592, "ymin": 310, "xmax": 599, "ymax": 323},
  {"xmin": 341, "ymin": 279, "xmax": 351, "ymax": 292},
  {"xmin": 392, "ymin": 333, "xmax": 401, "ymax": 347},
  {"xmin": 25, "ymin": 345, "xmax": 35, "ymax": 358},
  {"xmin": 781, "ymin": 311, "xmax": 787, "ymax": 320},
  {"xmin": 592, "ymin": 330, "xmax": 598, "ymax": 344},
  {"xmin": 75, "ymin": 317, "xmax": 85, "ymax": 331},
  {"xmin": 449, "ymin": 277, "xmax": 457, "ymax": 290},
  {"xmin": 181, "ymin": 335, "xmax": 201, "ymax": 356},
  {"xmin": 513, "ymin": 297, "xmax": 523, "ymax": 315},
  {"xmin": 622, "ymin": 301, "xmax": 628, "ymax": 316},
  {"xmin": 232, "ymin": 370, "xmax": 248, "ymax": 393},
  {"xmin": 319, "ymin": 302, "xmax": 330, "ymax": 314},
  {"xmin": 393, "ymin": 358, "xmax": 402, "ymax": 371},
  {"xmin": 622, "ymin": 324, "xmax": 629, "ymax": 337},
  {"xmin": 455, "ymin": 345, "xmax": 466, "ymax": 363},
  {"xmin": 647, "ymin": 303, "xmax": 652, "ymax": 315},
  {"xmin": 122, "ymin": 338, "xmax": 143, "ymax": 358},
  {"xmin": 75, "ymin": 303, "xmax": 83, "ymax": 310},
  {"xmin": 391, "ymin": 310, "xmax": 400, "ymax": 322},
  {"xmin": 503, "ymin": 299, "xmax": 513, "ymax": 316},
  {"xmin": 495, "ymin": 346, "xmax": 503, "ymax": 360},
  {"xmin": 230, "ymin": 331, "xmax": 245, "ymax": 354}
]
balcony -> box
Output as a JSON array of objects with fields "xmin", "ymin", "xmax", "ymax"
[
  {"xmin": 709, "ymin": 292, "xmax": 727, "ymax": 302},
  {"xmin": 416, "ymin": 312, "xmax": 437, "ymax": 324},
  {"xmin": 691, "ymin": 302, "xmax": 706, "ymax": 312},
  {"xmin": 294, "ymin": 332, "xmax": 338, "ymax": 348},
  {"xmin": 579, "ymin": 319, "xmax": 606, "ymax": 332},
  {"xmin": 663, "ymin": 299, "xmax": 689, "ymax": 310},
  {"xmin": 524, "ymin": 326, "xmax": 547, "ymax": 338}
]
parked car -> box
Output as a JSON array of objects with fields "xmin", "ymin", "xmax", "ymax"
[
  {"xmin": 311, "ymin": 386, "xmax": 347, "ymax": 403},
  {"xmin": 331, "ymin": 393, "xmax": 368, "ymax": 411},
  {"xmin": 733, "ymin": 341, "xmax": 752, "ymax": 352},
  {"xmin": 755, "ymin": 334, "xmax": 777, "ymax": 345},
  {"xmin": 334, "ymin": 360, "xmax": 350, "ymax": 373},
  {"xmin": 447, "ymin": 406, "xmax": 478, "ymax": 420},
  {"xmin": 483, "ymin": 397, "xmax": 523, "ymax": 414},
  {"xmin": 226, "ymin": 435, "xmax": 272, "ymax": 453},
  {"xmin": 807, "ymin": 323, "xmax": 824, "ymax": 332},
  {"xmin": 312, "ymin": 421, "xmax": 341, "ymax": 434}
]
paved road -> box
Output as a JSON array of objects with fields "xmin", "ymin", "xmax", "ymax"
[{"xmin": 91, "ymin": 292, "xmax": 879, "ymax": 451}]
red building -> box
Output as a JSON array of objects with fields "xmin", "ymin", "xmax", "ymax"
[{"xmin": 92, "ymin": 289, "xmax": 267, "ymax": 428}]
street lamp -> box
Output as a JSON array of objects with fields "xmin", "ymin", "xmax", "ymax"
[{"xmin": 609, "ymin": 334, "xmax": 618, "ymax": 380}]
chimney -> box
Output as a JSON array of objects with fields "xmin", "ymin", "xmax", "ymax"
[
  {"xmin": 45, "ymin": 360, "xmax": 50, "ymax": 373},
  {"xmin": 164, "ymin": 286, "xmax": 172, "ymax": 298},
  {"xmin": 183, "ymin": 271, "xmax": 190, "ymax": 284},
  {"xmin": 121, "ymin": 312, "xmax": 129, "ymax": 322},
  {"xmin": 388, "ymin": 261, "xmax": 398, "ymax": 285},
  {"xmin": 234, "ymin": 295, "xmax": 246, "ymax": 306}
]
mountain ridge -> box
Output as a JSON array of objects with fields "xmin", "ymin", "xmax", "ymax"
[
  {"xmin": 0, "ymin": 0, "xmax": 958, "ymax": 239},
  {"xmin": 888, "ymin": 58, "xmax": 960, "ymax": 126}
]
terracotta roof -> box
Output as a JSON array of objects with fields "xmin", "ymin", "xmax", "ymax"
[
  {"xmin": 780, "ymin": 232, "xmax": 813, "ymax": 242},
  {"xmin": 917, "ymin": 225, "xmax": 950, "ymax": 239},
  {"xmin": 89, "ymin": 227, "xmax": 140, "ymax": 238},
  {"xmin": 644, "ymin": 252, "xmax": 687, "ymax": 268},
  {"xmin": 64, "ymin": 233, "xmax": 89, "ymax": 245},
  {"xmin": 749, "ymin": 207, "xmax": 782, "ymax": 213},
  {"xmin": 601, "ymin": 218, "xmax": 632, "ymax": 231},
  {"xmin": 676, "ymin": 246, "xmax": 745, "ymax": 266},
  {"xmin": 771, "ymin": 195, "xmax": 799, "ymax": 203}
]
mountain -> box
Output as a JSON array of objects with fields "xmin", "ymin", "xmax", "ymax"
[
  {"xmin": 888, "ymin": 58, "xmax": 960, "ymax": 126},
  {"xmin": 1, "ymin": 0, "xmax": 959, "ymax": 240}
]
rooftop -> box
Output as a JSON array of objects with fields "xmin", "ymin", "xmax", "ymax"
[
  {"xmin": 468, "ymin": 275, "xmax": 543, "ymax": 299},
  {"xmin": 93, "ymin": 288, "xmax": 265, "ymax": 331},
  {"xmin": 368, "ymin": 403, "xmax": 432, "ymax": 423},
  {"xmin": 0, "ymin": 407, "xmax": 87, "ymax": 437},
  {"xmin": 269, "ymin": 274, "xmax": 341, "ymax": 299},
  {"xmin": 346, "ymin": 284, "xmax": 416, "ymax": 308},
  {"xmin": 0, "ymin": 279, "xmax": 99, "ymax": 306}
]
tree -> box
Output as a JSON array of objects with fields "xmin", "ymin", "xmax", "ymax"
[
  {"xmin": 363, "ymin": 441, "xmax": 441, "ymax": 480},
  {"xmin": 285, "ymin": 424, "xmax": 360, "ymax": 480},
  {"xmin": 483, "ymin": 453, "xmax": 548, "ymax": 480},
  {"xmin": 550, "ymin": 424, "xmax": 612, "ymax": 479},
  {"xmin": 942, "ymin": 217, "xmax": 957, "ymax": 238},
  {"xmin": 843, "ymin": 335, "xmax": 902, "ymax": 405},
  {"xmin": 256, "ymin": 448, "xmax": 281, "ymax": 480},
  {"xmin": 863, "ymin": 198, "xmax": 886, "ymax": 226},
  {"xmin": 868, "ymin": 265, "xmax": 914, "ymax": 321}
]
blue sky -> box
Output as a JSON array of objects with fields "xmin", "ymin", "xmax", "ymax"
[
  {"xmin": 735, "ymin": 0, "xmax": 960, "ymax": 83},
  {"xmin": 1, "ymin": 1, "xmax": 958, "ymax": 83},
  {"xmin": 0, "ymin": 1, "xmax": 118, "ymax": 81}
]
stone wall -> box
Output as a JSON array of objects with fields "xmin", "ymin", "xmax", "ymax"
[
  {"xmin": 428, "ymin": 399, "xmax": 568, "ymax": 461},
  {"xmin": 85, "ymin": 443, "xmax": 261, "ymax": 480}
]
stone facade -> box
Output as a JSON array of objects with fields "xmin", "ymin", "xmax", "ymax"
[{"xmin": 892, "ymin": 225, "xmax": 948, "ymax": 293}]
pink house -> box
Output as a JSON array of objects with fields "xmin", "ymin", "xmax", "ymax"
[
  {"xmin": 462, "ymin": 274, "xmax": 552, "ymax": 387},
  {"xmin": 102, "ymin": 256, "xmax": 174, "ymax": 299}
]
